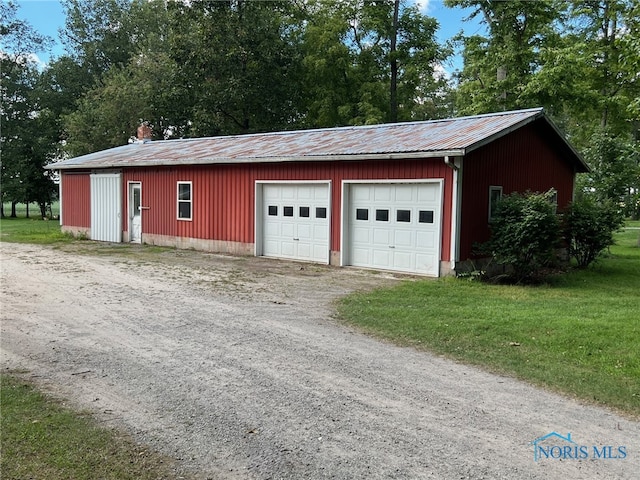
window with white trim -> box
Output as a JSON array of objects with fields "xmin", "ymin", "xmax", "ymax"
[
  {"xmin": 177, "ymin": 181, "xmax": 192, "ymax": 220},
  {"xmin": 489, "ymin": 186, "xmax": 503, "ymax": 221}
]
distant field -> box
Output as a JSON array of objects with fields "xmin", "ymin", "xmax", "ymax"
[
  {"xmin": 1, "ymin": 202, "xmax": 65, "ymax": 244},
  {"xmin": 2, "ymin": 201, "xmax": 60, "ymax": 218}
]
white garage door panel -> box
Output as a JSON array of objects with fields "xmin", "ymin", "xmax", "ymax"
[
  {"xmin": 417, "ymin": 231, "xmax": 436, "ymax": 248},
  {"xmin": 262, "ymin": 184, "xmax": 330, "ymax": 263},
  {"xmin": 373, "ymin": 249, "xmax": 391, "ymax": 267},
  {"xmin": 395, "ymin": 186, "xmax": 413, "ymax": 201},
  {"xmin": 373, "ymin": 228, "xmax": 390, "ymax": 245},
  {"xmin": 374, "ymin": 186, "xmax": 392, "ymax": 201},
  {"xmin": 394, "ymin": 251, "xmax": 413, "ymax": 269},
  {"xmin": 394, "ymin": 230, "xmax": 413, "ymax": 247},
  {"xmin": 348, "ymin": 183, "xmax": 442, "ymax": 275}
]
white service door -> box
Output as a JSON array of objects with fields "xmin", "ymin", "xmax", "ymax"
[
  {"xmin": 129, "ymin": 183, "xmax": 142, "ymax": 243},
  {"xmin": 348, "ymin": 183, "xmax": 442, "ymax": 276},
  {"xmin": 262, "ymin": 184, "xmax": 330, "ymax": 263}
]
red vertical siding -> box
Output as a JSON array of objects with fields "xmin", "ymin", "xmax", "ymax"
[
  {"xmin": 61, "ymin": 172, "xmax": 91, "ymax": 228},
  {"xmin": 459, "ymin": 123, "xmax": 576, "ymax": 260},
  {"xmin": 121, "ymin": 158, "xmax": 453, "ymax": 261}
]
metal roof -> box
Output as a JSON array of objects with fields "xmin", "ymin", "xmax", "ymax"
[{"xmin": 47, "ymin": 108, "xmax": 588, "ymax": 171}]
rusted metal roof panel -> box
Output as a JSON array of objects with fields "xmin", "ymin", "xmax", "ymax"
[{"xmin": 47, "ymin": 108, "xmax": 586, "ymax": 171}]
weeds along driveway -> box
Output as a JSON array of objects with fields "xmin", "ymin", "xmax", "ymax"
[{"xmin": 1, "ymin": 242, "xmax": 638, "ymax": 480}]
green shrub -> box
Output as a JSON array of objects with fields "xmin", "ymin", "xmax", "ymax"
[
  {"xmin": 564, "ymin": 198, "xmax": 624, "ymax": 267},
  {"xmin": 480, "ymin": 190, "xmax": 560, "ymax": 283}
]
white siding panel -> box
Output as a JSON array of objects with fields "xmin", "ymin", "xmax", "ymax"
[{"xmin": 90, "ymin": 173, "xmax": 122, "ymax": 242}]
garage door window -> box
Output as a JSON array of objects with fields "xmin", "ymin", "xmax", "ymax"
[
  {"xmin": 419, "ymin": 210, "xmax": 434, "ymax": 223},
  {"xmin": 397, "ymin": 210, "xmax": 411, "ymax": 222},
  {"xmin": 284, "ymin": 206, "xmax": 294, "ymax": 217},
  {"xmin": 268, "ymin": 205, "xmax": 278, "ymax": 216},
  {"xmin": 376, "ymin": 209, "xmax": 389, "ymax": 221},
  {"xmin": 177, "ymin": 181, "xmax": 192, "ymax": 220},
  {"xmin": 316, "ymin": 207, "xmax": 327, "ymax": 219},
  {"xmin": 300, "ymin": 206, "xmax": 310, "ymax": 217},
  {"xmin": 356, "ymin": 208, "xmax": 368, "ymax": 220}
]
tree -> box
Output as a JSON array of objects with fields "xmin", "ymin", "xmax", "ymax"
[
  {"xmin": 61, "ymin": 0, "xmax": 141, "ymax": 80},
  {"xmin": 619, "ymin": 1, "xmax": 640, "ymax": 121},
  {"xmin": 445, "ymin": 0, "xmax": 560, "ymax": 114},
  {"xmin": 564, "ymin": 197, "xmax": 624, "ymax": 267},
  {"xmin": 166, "ymin": 0, "xmax": 305, "ymax": 137},
  {"xmin": 1, "ymin": 1, "xmax": 57, "ymax": 218},
  {"xmin": 57, "ymin": 0, "xmax": 187, "ymax": 153},
  {"xmin": 301, "ymin": 0, "xmax": 450, "ymax": 127},
  {"xmin": 578, "ymin": 129, "xmax": 640, "ymax": 218},
  {"xmin": 564, "ymin": 0, "xmax": 638, "ymax": 133}
]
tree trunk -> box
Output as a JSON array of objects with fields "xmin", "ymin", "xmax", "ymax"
[
  {"xmin": 26, "ymin": 202, "xmax": 30, "ymax": 218},
  {"xmin": 11, "ymin": 201, "xmax": 17, "ymax": 218},
  {"xmin": 389, "ymin": 0, "xmax": 400, "ymax": 123},
  {"xmin": 39, "ymin": 202, "xmax": 47, "ymax": 219}
]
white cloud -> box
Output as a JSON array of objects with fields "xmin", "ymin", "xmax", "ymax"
[
  {"xmin": 0, "ymin": 50, "xmax": 48, "ymax": 70},
  {"xmin": 413, "ymin": 0, "xmax": 432, "ymax": 13},
  {"xmin": 26, "ymin": 52, "xmax": 47, "ymax": 68}
]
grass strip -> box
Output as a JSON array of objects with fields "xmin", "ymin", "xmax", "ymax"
[
  {"xmin": 336, "ymin": 225, "xmax": 640, "ymax": 417},
  {"xmin": 0, "ymin": 375, "xmax": 179, "ymax": 480},
  {"xmin": 0, "ymin": 217, "xmax": 70, "ymax": 244}
]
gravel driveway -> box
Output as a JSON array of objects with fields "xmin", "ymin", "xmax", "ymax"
[{"xmin": 1, "ymin": 242, "xmax": 638, "ymax": 479}]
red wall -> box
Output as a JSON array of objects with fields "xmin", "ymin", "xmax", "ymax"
[
  {"xmin": 118, "ymin": 158, "xmax": 453, "ymax": 261},
  {"xmin": 459, "ymin": 123, "xmax": 577, "ymax": 260},
  {"xmin": 61, "ymin": 172, "xmax": 90, "ymax": 228}
]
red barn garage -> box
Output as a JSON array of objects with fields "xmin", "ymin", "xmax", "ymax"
[{"xmin": 47, "ymin": 108, "xmax": 588, "ymax": 277}]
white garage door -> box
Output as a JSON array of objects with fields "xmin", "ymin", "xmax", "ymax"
[
  {"xmin": 348, "ymin": 183, "xmax": 442, "ymax": 276},
  {"xmin": 262, "ymin": 183, "xmax": 330, "ymax": 263}
]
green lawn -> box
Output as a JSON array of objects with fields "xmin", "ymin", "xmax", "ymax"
[
  {"xmin": 1, "ymin": 202, "xmax": 69, "ymax": 244},
  {"xmin": 337, "ymin": 224, "xmax": 640, "ymax": 417},
  {"xmin": 0, "ymin": 375, "xmax": 180, "ymax": 480},
  {"xmin": 0, "ymin": 216, "xmax": 69, "ymax": 244}
]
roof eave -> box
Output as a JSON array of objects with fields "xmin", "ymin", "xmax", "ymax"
[{"xmin": 45, "ymin": 149, "xmax": 467, "ymax": 170}]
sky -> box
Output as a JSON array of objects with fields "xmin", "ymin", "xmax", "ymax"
[{"xmin": 12, "ymin": 0, "xmax": 484, "ymax": 71}]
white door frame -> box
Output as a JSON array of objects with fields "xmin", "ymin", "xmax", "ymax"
[
  {"xmin": 340, "ymin": 179, "xmax": 444, "ymax": 273},
  {"xmin": 128, "ymin": 181, "xmax": 142, "ymax": 243},
  {"xmin": 255, "ymin": 180, "xmax": 331, "ymax": 263}
]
